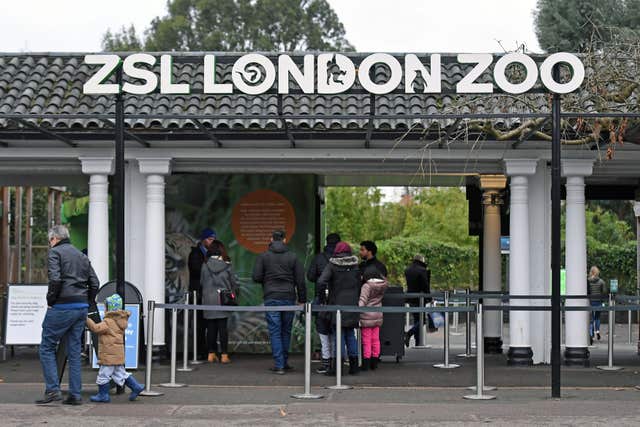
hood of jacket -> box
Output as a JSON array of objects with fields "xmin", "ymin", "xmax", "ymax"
[
  {"xmin": 206, "ymin": 256, "xmax": 230, "ymax": 274},
  {"xmin": 269, "ymin": 241, "xmax": 289, "ymax": 254},
  {"xmin": 330, "ymin": 254, "xmax": 359, "ymax": 267},
  {"xmin": 365, "ymin": 278, "xmax": 388, "ymax": 291},
  {"xmin": 104, "ymin": 309, "xmax": 129, "ymax": 331}
]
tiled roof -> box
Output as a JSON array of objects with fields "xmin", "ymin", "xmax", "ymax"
[{"xmin": 0, "ymin": 52, "xmax": 605, "ymax": 141}]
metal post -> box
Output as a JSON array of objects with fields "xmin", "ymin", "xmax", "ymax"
[
  {"xmin": 597, "ymin": 294, "xmax": 623, "ymax": 371},
  {"xmin": 458, "ymin": 289, "xmax": 475, "ymax": 358},
  {"xmin": 178, "ymin": 293, "xmax": 193, "ymax": 372},
  {"xmin": 140, "ymin": 300, "xmax": 163, "ymax": 396},
  {"xmin": 291, "ymin": 303, "xmax": 323, "ymax": 399},
  {"xmin": 191, "ymin": 290, "xmax": 204, "ymax": 365},
  {"xmin": 464, "ymin": 303, "xmax": 495, "ymax": 400},
  {"xmin": 451, "ymin": 290, "xmax": 462, "ymax": 336},
  {"xmin": 114, "ymin": 67, "xmax": 125, "ymax": 302},
  {"xmin": 435, "ymin": 291, "xmax": 460, "ymax": 369},
  {"xmin": 414, "ymin": 296, "xmax": 431, "ymax": 349},
  {"xmin": 357, "ymin": 328, "xmax": 362, "ymax": 367},
  {"xmin": 160, "ymin": 308, "xmax": 187, "ymax": 387},
  {"xmin": 328, "ymin": 310, "xmax": 351, "ymax": 390},
  {"xmin": 550, "ymin": 66, "xmax": 562, "ymax": 399},
  {"xmin": 628, "ymin": 309, "xmax": 632, "ymax": 345}
]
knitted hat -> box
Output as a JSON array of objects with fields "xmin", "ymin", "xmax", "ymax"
[
  {"xmin": 334, "ymin": 242, "xmax": 352, "ymax": 255},
  {"xmin": 199, "ymin": 228, "xmax": 217, "ymax": 241},
  {"xmin": 106, "ymin": 294, "xmax": 123, "ymax": 311},
  {"xmin": 326, "ymin": 233, "xmax": 341, "ymax": 245},
  {"xmin": 414, "ymin": 254, "xmax": 426, "ymax": 264}
]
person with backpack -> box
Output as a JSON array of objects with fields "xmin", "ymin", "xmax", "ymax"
[
  {"xmin": 317, "ymin": 241, "xmax": 361, "ymax": 376},
  {"xmin": 306, "ymin": 232, "xmax": 340, "ymax": 374},
  {"xmin": 201, "ymin": 241, "xmax": 238, "ymax": 364},
  {"xmin": 359, "ymin": 271, "xmax": 388, "ymax": 371}
]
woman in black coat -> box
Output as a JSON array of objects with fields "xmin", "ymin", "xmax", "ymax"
[{"xmin": 317, "ymin": 241, "xmax": 361, "ymax": 375}]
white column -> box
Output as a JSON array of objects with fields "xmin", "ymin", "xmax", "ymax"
[
  {"xmin": 480, "ymin": 175, "xmax": 506, "ymax": 354},
  {"xmin": 529, "ymin": 160, "xmax": 552, "ymax": 364},
  {"xmin": 504, "ymin": 159, "xmax": 537, "ymax": 365},
  {"xmin": 139, "ymin": 158, "xmax": 172, "ymax": 346},
  {"xmin": 562, "ymin": 159, "xmax": 593, "ymax": 366},
  {"xmin": 80, "ymin": 157, "xmax": 114, "ymax": 286},
  {"xmin": 125, "ymin": 162, "xmax": 147, "ymax": 296}
]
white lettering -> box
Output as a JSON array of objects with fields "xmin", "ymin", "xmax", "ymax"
[
  {"xmin": 493, "ymin": 53, "xmax": 538, "ymax": 94},
  {"xmin": 357, "ymin": 53, "xmax": 402, "ymax": 95},
  {"xmin": 232, "ymin": 53, "xmax": 276, "ymax": 95},
  {"xmin": 404, "ymin": 54, "xmax": 441, "ymax": 94},
  {"xmin": 160, "ymin": 54, "xmax": 190, "ymax": 94},
  {"xmin": 539, "ymin": 52, "xmax": 585, "ymax": 94},
  {"xmin": 278, "ymin": 54, "xmax": 314, "ymax": 94},
  {"xmin": 122, "ymin": 53, "xmax": 158, "ymax": 95},
  {"xmin": 203, "ymin": 55, "xmax": 233, "ymax": 94},
  {"xmin": 317, "ymin": 53, "xmax": 356, "ymax": 94},
  {"xmin": 456, "ymin": 53, "xmax": 493, "ymax": 94},
  {"xmin": 83, "ymin": 54, "xmax": 121, "ymax": 95}
]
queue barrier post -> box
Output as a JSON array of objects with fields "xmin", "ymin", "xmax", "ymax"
[
  {"xmin": 190, "ymin": 290, "xmax": 205, "ymax": 365},
  {"xmin": 434, "ymin": 291, "xmax": 460, "ymax": 369},
  {"xmin": 414, "ymin": 296, "xmax": 431, "ymax": 349},
  {"xmin": 628, "ymin": 308, "xmax": 632, "ymax": 344},
  {"xmin": 291, "ymin": 303, "xmax": 324, "ymax": 399},
  {"xmin": 159, "ymin": 307, "xmax": 187, "ymax": 387},
  {"xmin": 328, "ymin": 309, "xmax": 352, "ymax": 390},
  {"xmin": 597, "ymin": 294, "xmax": 623, "ymax": 371},
  {"xmin": 140, "ymin": 300, "xmax": 163, "ymax": 396},
  {"xmin": 464, "ymin": 302, "xmax": 496, "ymax": 400},
  {"xmin": 458, "ymin": 289, "xmax": 475, "ymax": 358},
  {"xmin": 178, "ymin": 293, "xmax": 194, "ymax": 372}
]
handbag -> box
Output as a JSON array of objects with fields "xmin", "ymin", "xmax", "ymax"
[{"xmin": 218, "ymin": 288, "xmax": 238, "ymax": 306}]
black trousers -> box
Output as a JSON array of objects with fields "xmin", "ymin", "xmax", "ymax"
[{"xmin": 206, "ymin": 318, "xmax": 229, "ymax": 354}]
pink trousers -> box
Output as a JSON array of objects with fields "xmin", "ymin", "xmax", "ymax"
[{"xmin": 361, "ymin": 326, "xmax": 381, "ymax": 358}]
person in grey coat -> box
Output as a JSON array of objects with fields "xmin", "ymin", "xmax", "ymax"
[{"xmin": 200, "ymin": 241, "xmax": 238, "ymax": 364}]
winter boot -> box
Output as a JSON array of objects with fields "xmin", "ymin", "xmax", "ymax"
[
  {"xmin": 90, "ymin": 383, "xmax": 111, "ymax": 403},
  {"xmin": 348, "ymin": 357, "xmax": 359, "ymax": 375},
  {"xmin": 124, "ymin": 376, "xmax": 145, "ymax": 401},
  {"xmin": 325, "ymin": 358, "xmax": 336, "ymax": 376},
  {"xmin": 208, "ymin": 352, "xmax": 219, "ymax": 363},
  {"xmin": 316, "ymin": 358, "xmax": 330, "ymax": 374},
  {"xmin": 221, "ymin": 354, "xmax": 231, "ymax": 364},
  {"xmin": 361, "ymin": 358, "xmax": 370, "ymax": 372},
  {"xmin": 370, "ymin": 357, "xmax": 379, "ymax": 371}
]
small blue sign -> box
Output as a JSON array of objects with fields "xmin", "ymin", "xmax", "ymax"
[
  {"xmin": 610, "ymin": 279, "xmax": 619, "ymax": 294},
  {"xmin": 92, "ymin": 304, "xmax": 140, "ymax": 369}
]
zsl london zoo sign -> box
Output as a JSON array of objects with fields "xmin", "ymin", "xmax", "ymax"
[{"xmin": 83, "ymin": 52, "xmax": 584, "ymax": 96}]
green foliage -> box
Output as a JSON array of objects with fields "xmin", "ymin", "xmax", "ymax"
[
  {"xmin": 103, "ymin": 0, "xmax": 353, "ymax": 52},
  {"xmin": 534, "ymin": 0, "xmax": 640, "ymax": 52},
  {"xmin": 586, "ymin": 205, "xmax": 634, "ymax": 249},
  {"xmin": 102, "ymin": 25, "xmax": 143, "ymax": 51},
  {"xmin": 377, "ymin": 236, "xmax": 478, "ymax": 288},
  {"xmin": 588, "ymin": 240, "xmax": 637, "ymax": 295}
]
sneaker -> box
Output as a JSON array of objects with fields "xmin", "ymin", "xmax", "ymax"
[
  {"xmin": 596, "ymin": 332, "xmax": 601, "ymax": 341},
  {"xmin": 284, "ymin": 364, "xmax": 294, "ymax": 371},
  {"xmin": 270, "ymin": 367, "xmax": 286, "ymax": 375},
  {"xmin": 35, "ymin": 391, "xmax": 62, "ymax": 405},
  {"xmin": 62, "ymin": 395, "xmax": 82, "ymax": 406}
]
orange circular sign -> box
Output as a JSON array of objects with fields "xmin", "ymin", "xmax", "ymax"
[{"xmin": 231, "ymin": 189, "xmax": 296, "ymax": 254}]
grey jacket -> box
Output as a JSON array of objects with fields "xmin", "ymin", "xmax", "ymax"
[
  {"xmin": 47, "ymin": 239, "xmax": 100, "ymax": 306},
  {"xmin": 201, "ymin": 256, "xmax": 239, "ymax": 319}
]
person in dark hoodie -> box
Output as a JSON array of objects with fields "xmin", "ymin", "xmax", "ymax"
[
  {"xmin": 317, "ymin": 241, "xmax": 361, "ymax": 375},
  {"xmin": 404, "ymin": 254, "xmax": 434, "ymax": 346},
  {"xmin": 587, "ymin": 265, "xmax": 606, "ymax": 344},
  {"xmin": 359, "ymin": 240, "xmax": 388, "ymax": 284},
  {"xmin": 201, "ymin": 241, "xmax": 238, "ymax": 364},
  {"xmin": 188, "ymin": 228, "xmax": 217, "ymax": 360},
  {"xmin": 306, "ymin": 232, "xmax": 340, "ymax": 374},
  {"xmin": 252, "ymin": 230, "xmax": 306, "ymax": 375}
]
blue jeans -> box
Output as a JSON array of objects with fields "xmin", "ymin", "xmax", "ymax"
[
  {"xmin": 39, "ymin": 307, "xmax": 88, "ymax": 398},
  {"xmin": 330, "ymin": 327, "xmax": 358, "ymax": 358},
  {"xmin": 590, "ymin": 301, "xmax": 602, "ymax": 337},
  {"xmin": 265, "ymin": 299, "xmax": 295, "ymax": 369}
]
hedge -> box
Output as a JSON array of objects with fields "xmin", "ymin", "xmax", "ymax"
[
  {"xmin": 588, "ymin": 240, "xmax": 638, "ymax": 295},
  {"xmin": 376, "ymin": 236, "xmax": 478, "ymax": 289}
]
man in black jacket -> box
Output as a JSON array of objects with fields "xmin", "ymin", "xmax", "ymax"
[
  {"xmin": 252, "ymin": 230, "xmax": 306, "ymax": 375},
  {"xmin": 359, "ymin": 240, "xmax": 388, "ymax": 283},
  {"xmin": 37, "ymin": 225, "xmax": 100, "ymax": 405},
  {"xmin": 306, "ymin": 232, "xmax": 340, "ymax": 374},
  {"xmin": 187, "ymin": 228, "xmax": 216, "ymax": 359},
  {"xmin": 404, "ymin": 254, "xmax": 432, "ymax": 347}
]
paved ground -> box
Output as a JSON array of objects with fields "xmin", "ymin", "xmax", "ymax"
[{"xmin": 2, "ymin": 324, "xmax": 640, "ymax": 425}]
